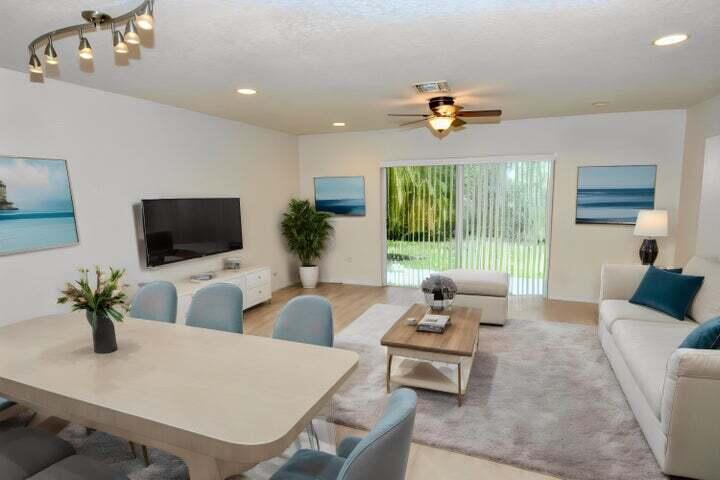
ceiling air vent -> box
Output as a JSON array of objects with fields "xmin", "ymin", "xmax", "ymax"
[{"xmin": 413, "ymin": 81, "xmax": 450, "ymax": 94}]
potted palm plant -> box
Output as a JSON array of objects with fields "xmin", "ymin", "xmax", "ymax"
[
  {"xmin": 281, "ymin": 199, "xmax": 333, "ymax": 288},
  {"xmin": 57, "ymin": 267, "xmax": 128, "ymax": 354}
]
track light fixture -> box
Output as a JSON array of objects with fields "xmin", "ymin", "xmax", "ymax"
[
  {"xmin": 28, "ymin": 51, "xmax": 43, "ymax": 74},
  {"xmin": 112, "ymin": 26, "xmax": 128, "ymax": 54},
  {"xmin": 78, "ymin": 31, "xmax": 93, "ymax": 60},
  {"xmin": 25, "ymin": 0, "xmax": 156, "ymax": 80},
  {"xmin": 135, "ymin": 3, "xmax": 154, "ymax": 30},
  {"xmin": 124, "ymin": 19, "xmax": 140, "ymax": 45},
  {"xmin": 44, "ymin": 36, "xmax": 58, "ymax": 65}
]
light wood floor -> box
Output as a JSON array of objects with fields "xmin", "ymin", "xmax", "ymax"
[{"xmin": 245, "ymin": 283, "xmax": 598, "ymax": 480}]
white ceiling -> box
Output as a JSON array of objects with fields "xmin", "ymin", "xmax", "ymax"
[{"xmin": 1, "ymin": 0, "xmax": 718, "ymax": 134}]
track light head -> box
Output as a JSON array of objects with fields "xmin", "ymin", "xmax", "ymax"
[
  {"xmin": 28, "ymin": 51, "xmax": 43, "ymax": 74},
  {"xmin": 113, "ymin": 30, "xmax": 129, "ymax": 54},
  {"xmin": 78, "ymin": 35, "xmax": 93, "ymax": 60},
  {"xmin": 44, "ymin": 37, "xmax": 58, "ymax": 65},
  {"xmin": 136, "ymin": 3, "xmax": 154, "ymax": 30},
  {"xmin": 124, "ymin": 19, "xmax": 140, "ymax": 45}
]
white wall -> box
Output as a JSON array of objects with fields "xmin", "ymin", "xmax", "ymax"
[
  {"xmin": 675, "ymin": 94, "xmax": 720, "ymax": 263},
  {"xmin": 0, "ymin": 68, "xmax": 299, "ymax": 326},
  {"xmin": 696, "ymin": 135, "xmax": 720, "ymax": 257},
  {"xmin": 299, "ymin": 110, "xmax": 687, "ymax": 302}
]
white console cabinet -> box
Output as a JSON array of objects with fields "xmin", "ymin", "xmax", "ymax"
[{"xmin": 173, "ymin": 266, "xmax": 272, "ymax": 324}]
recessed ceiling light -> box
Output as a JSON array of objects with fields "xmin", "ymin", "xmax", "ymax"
[
  {"xmin": 653, "ymin": 33, "xmax": 689, "ymax": 47},
  {"xmin": 236, "ymin": 88, "xmax": 257, "ymax": 95},
  {"xmin": 333, "ymin": 122, "xmax": 346, "ymax": 127},
  {"xmin": 592, "ymin": 101, "xmax": 610, "ymax": 107}
]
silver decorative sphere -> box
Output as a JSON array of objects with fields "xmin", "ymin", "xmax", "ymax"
[{"xmin": 421, "ymin": 275, "xmax": 457, "ymax": 312}]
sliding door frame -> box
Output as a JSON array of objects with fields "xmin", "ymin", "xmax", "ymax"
[{"xmin": 381, "ymin": 154, "xmax": 556, "ymax": 296}]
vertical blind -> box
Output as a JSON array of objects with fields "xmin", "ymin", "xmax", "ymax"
[{"xmin": 385, "ymin": 159, "xmax": 552, "ymax": 295}]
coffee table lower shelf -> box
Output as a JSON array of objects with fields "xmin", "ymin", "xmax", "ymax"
[{"xmin": 386, "ymin": 347, "xmax": 475, "ymax": 406}]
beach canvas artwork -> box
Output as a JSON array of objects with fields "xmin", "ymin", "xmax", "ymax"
[
  {"xmin": 0, "ymin": 157, "xmax": 79, "ymax": 255},
  {"xmin": 314, "ymin": 176, "xmax": 366, "ymax": 216},
  {"xmin": 576, "ymin": 165, "xmax": 656, "ymax": 225}
]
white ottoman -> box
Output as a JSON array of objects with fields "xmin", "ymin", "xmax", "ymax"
[{"xmin": 442, "ymin": 269, "xmax": 509, "ymax": 325}]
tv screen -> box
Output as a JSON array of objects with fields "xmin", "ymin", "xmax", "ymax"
[{"xmin": 141, "ymin": 198, "xmax": 243, "ymax": 267}]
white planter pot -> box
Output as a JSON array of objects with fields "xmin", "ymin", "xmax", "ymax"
[{"xmin": 299, "ymin": 266, "xmax": 320, "ymax": 288}]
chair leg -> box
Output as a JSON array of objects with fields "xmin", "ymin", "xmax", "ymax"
[
  {"xmin": 306, "ymin": 421, "xmax": 320, "ymax": 451},
  {"xmin": 142, "ymin": 445, "xmax": 150, "ymax": 466},
  {"xmin": 129, "ymin": 441, "xmax": 137, "ymax": 458}
]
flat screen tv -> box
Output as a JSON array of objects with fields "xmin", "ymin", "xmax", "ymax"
[{"xmin": 141, "ymin": 198, "xmax": 243, "ymax": 268}]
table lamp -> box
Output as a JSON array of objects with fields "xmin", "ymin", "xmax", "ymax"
[{"xmin": 634, "ymin": 210, "xmax": 668, "ymax": 265}]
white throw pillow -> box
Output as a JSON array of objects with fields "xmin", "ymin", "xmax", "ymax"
[{"xmin": 684, "ymin": 256, "xmax": 720, "ymax": 323}]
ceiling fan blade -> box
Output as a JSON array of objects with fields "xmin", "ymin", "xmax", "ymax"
[
  {"xmin": 452, "ymin": 118, "xmax": 466, "ymax": 127},
  {"xmin": 400, "ymin": 118, "xmax": 430, "ymax": 127},
  {"xmin": 388, "ymin": 113, "xmax": 431, "ymax": 117},
  {"xmin": 456, "ymin": 109, "xmax": 502, "ymax": 118}
]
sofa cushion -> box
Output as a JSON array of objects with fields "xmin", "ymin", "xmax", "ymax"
[
  {"xmin": 629, "ymin": 266, "xmax": 704, "ymax": 320},
  {"xmin": 679, "ymin": 317, "xmax": 720, "ymax": 349},
  {"xmin": 441, "ymin": 269, "xmax": 509, "ymax": 297},
  {"xmin": 684, "ymin": 256, "xmax": 720, "ymax": 323},
  {"xmin": 599, "ymin": 299, "xmax": 682, "ymax": 333},
  {"xmin": 0, "ymin": 428, "xmax": 75, "ymax": 480},
  {"xmin": 28, "ymin": 455, "xmax": 127, "ymax": 480},
  {"xmin": 612, "ymin": 319, "xmax": 695, "ymax": 418}
]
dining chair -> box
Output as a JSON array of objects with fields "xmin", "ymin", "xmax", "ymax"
[
  {"xmin": 129, "ymin": 281, "xmax": 178, "ymax": 323},
  {"xmin": 273, "ymin": 295, "xmax": 334, "ymax": 347},
  {"xmin": 186, "ymin": 283, "xmax": 244, "ymax": 333},
  {"xmin": 269, "ymin": 388, "xmax": 417, "ymax": 480},
  {"xmin": 0, "ymin": 397, "xmax": 21, "ymax": 423},
  {"xmin": 273, "ymin": 295, "xmax": 334, "ymax": 449},
  {"xmin": 119, "ymin": 280, "xmax": 178, "ymax": 465}
]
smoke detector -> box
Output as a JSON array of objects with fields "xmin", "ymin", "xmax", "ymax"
[{"xmin": 413, "ymin": 81, "xmax": 450, "ymax": 94}]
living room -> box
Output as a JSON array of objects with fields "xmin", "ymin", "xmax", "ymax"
[{"xmin": 0, "ymin": 1, "xmax": 719, "ymax": 480}]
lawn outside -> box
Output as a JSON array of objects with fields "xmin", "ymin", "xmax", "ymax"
[{"xmin": 386, "ymin": 239, "xmax": 547, "ymax": 295}]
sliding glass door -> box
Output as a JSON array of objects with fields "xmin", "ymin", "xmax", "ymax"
[{"xmin": 384, "ymin": 158, "xmax": 553, "ymax": 296}]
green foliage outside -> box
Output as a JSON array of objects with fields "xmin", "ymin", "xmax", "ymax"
[{"xmin": 386, "ymin": 162, "xmax": 551, "ymax": 287}]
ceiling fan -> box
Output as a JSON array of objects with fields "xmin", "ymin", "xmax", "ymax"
[{"xmin": 388, "ymin": 96, "xmax": 502, "ymax": 133}]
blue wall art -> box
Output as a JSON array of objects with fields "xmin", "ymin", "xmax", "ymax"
[
  {"xmin": 314, "ymin": 176, "xmax": 366, "ymax": 216},
  {"xmin": 0, "ymin": 156, "xmax": 79, "ymax": 255},
  {"xmin": 576, "ymin": 165, "xmax": 657, "ymax": 225}
]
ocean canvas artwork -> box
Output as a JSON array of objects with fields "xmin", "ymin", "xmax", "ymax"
[
  {"xmin": 0, "ymin": 157, "xmax": 79, "ymax": 255},
  {"xmin": 314, "ymin": 176, "xmax": 366, "ymax": 216},
  {"xmin": 576, "ymin": 165, "xmax": 656, "ymax": 225}
]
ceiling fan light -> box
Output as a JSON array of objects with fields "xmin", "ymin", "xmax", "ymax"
[
  {"xmin": 429, "ymin": 116, "xmax": 454, "ymax": 132},
  {"xmin": 136, "ymin": 3, "xmax": 154, "ymax": 30},
  {"xmin": 78, "ymin": 36, "xmax": 93, "ymax": 59},
  {"xmin": 124, "ymin": 19, "xmax": 140, "ymax": 44},
  {"xmin": 113, "ymin": 31, "xmax": 129, "ymax": 54},
  {"xmin": 28, "ymin": 52, "xmax": 43, "ymax": 74},
  {"xmin": 44, "ymin": 38, "xmax": 58, "ymax": 65}
]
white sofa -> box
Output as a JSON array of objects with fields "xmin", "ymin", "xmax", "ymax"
[{"xmin": 599, "ymin": 256, "xmax": 720, "ymax": 480}]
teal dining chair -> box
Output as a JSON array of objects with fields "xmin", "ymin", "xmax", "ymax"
[
  {"xmin": 273, "ymin": 295, "xmax": 334, "ymax": 347},
  {"xmin": 269, "ymin": 388, "xmax": 417, "ymax": 480},
  {"xmin": 273, "ymin": 295, "xmax": 334, "ymax": 449},
  {"xmin": 129, "ymin": 281, "xmax": 177, "ymax": 323},
  {"xmin": 186, "ymin": 283, "xmax": 244, "ymax": 333},
  {"xmin": 122, "ymin": 280, "xmax": 177, "ymax": 465}
]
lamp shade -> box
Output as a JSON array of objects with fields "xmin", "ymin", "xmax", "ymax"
[{"xmin": 634, "ymin": 210, "xmax": 668, "ymax": 237}]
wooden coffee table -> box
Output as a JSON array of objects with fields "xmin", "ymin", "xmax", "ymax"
[{"xmin": 381, "ymin": 304, "xmax": 482, "ymax": 406}]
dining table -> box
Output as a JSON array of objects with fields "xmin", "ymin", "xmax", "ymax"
[{"xmin": 0, "ymin": 313, "xmax": 359, "ymax": 479}]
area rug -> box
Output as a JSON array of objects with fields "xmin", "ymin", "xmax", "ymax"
[{"xmin": 331, "ymin": 304, "xmax": 667, "ymax": 480}]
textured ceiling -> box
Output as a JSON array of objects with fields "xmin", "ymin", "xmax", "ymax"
[{"xmin": 1, "ymin": 0, "xmax": 718, "ymax": 134}]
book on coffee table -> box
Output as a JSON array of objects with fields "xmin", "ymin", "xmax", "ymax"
[{"xmin": 416, "ymin": 313, "xmax": 451, "ymax": 333}]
